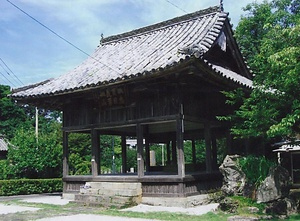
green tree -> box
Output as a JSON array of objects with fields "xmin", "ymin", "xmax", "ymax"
[
  {"xmin": 7, "ymin": 121, "xmax": 62, "ymax": 179},
  {"xmin": 0, "ymin": 85, "xmax": 27, "ymax": 139},
  {"xmin": 226, "ymin": 0, "xmax": 300, "ymax": 139}
]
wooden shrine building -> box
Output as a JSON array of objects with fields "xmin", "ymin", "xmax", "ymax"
[{"xmin": 12, "ymin": 6, "xmax": 252, "ymax": 203}]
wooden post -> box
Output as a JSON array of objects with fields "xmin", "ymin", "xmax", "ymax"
[
  {"xmin": 211, "ymin": 131, "xmax": 218, "ymax": 171},
  {"xmin": 136, "ymin": 123, "xmax": 144, "ymax": 178},
  {"xmin": 177, "ymin": 117, "xmax": 185, "ymax": 178},
  {"xmin": 205, "ymin": 122, "xmax": 212, "ymax": 173},
  {"xmin": 63, "ymin": 131, "xmax": 69, "ymax": 177},
  {"xmin": 226, "ymin": 129, "xmax": 232, "ymax": 155},
  {"xmin": 91, "ymin": 129, "xmax": 100, "ymax": 176},
  {"xmin": 145, "ymin": 137, "xmax": 150, "ymax": 172},
  {"xmin": 171, "ymin": 139, "xmax": 177, "ymax": 165},
  {"xmin": 121, "ymin": 135, "xmax": 127, "ymax": 174},
  {"xmin": 192, "ymin": 139, "xmax": 196, "ymax": 165},
  {"xmin": 166, "ymin": 141, "xmax": 171, "ymax": 165}
]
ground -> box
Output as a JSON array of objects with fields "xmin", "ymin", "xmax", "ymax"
[{"xmin": 0, "ymin": 193, "xmax": 221, "ymax": 221}]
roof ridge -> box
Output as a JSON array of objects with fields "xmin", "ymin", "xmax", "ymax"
[{"xmin": 101, "ymin": 5, "xmax": 221, "ymax": 44}]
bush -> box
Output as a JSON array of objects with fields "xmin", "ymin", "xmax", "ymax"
[
  {"xmin": 238, "ymin": 155, "xmax": 276, "ymax": 187},
  {"xmin": 0, "ymin": 178, "xmax": 62, "ymax": 196}
]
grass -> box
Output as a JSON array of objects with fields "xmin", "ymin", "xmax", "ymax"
[
  {"xmin": 101, "ymin": 210, "xmax": 230, "ymax": 221},
  {"xmin": 0, "ymin": 196, "xmax": 299, "ymax": 221}
]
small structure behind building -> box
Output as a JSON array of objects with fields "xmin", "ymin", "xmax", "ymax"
[
  {"xmin": 273, "ymin": 141, "xmax": 300, "ymax": 186},
  {"xmin": 0, "ymin": 135, "xmax": 9, "ymax": 159}
]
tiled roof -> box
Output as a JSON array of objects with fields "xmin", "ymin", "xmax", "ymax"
[{"xmin": 12, "ymin": 6, "xmax": 252, "ymax": 99}]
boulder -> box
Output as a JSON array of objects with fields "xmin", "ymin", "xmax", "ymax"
[
  {"xmin": 219, "ymin": 155, "xmax": 247, "ymax": 196},
  {"xmin": 219, "ymin": 197, "xmax": 239, "ymax": 213},
  {"xmin": 256, "ymin": 166, "xmax": 291, "ymax": 203},
  {"xmin": 265, "ymin": 197, "xmax": 297, "ymax": 216}
]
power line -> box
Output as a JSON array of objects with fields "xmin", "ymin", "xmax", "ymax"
[
  {"xmin": 0, "ymin": 58, "xmax": 24, "ymax": 86},
  {"xmin": 6, "ymin": 0, "xmax": 122, "ymax": 75},
  {"xmin": 164, "ymin": 0, "xmax": 188, "ymax": 13},
  {"xmin": 0, "ymin": 70, "xmax": 17, "ymax": 87},
  {"xmin": 0, "ymin": 62, "xmax": 20, "ymax": 87}
]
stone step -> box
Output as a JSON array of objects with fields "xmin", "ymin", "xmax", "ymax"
[
  {"xmin": 80, "ymin": 182, "xmax": 142, "ymax": 197},
  {"xmin": 74, "ymin": 194, "xmax": 140, "ymax": 208},
  {"xmin": 86, "ymin": 182, "xmax": 141, "ymax": 191},
  {"xmin": 83, "ymin": 188, "xmax": 141, "ymax": 197}
]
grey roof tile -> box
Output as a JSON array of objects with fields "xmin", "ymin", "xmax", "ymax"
[{"xmin": 12, "ymin": 6, "xmax": 252, "ymax": 99}]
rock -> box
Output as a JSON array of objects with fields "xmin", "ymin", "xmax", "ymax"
[
  {"xmin": 247, "ymin": 206, "xmax": 259, "ymax": 214},
  {"xmin": 265, "ymin": 197, "xmax": 297, "ymax": 216},
  {"xmin": 219, "ymin": 197, "xmax": 239, "ymax": 213},
  {"xmin": 243, "ymin": 183, "xmax": 256, "ymax": 199},
  {"xmin": 227, "ymin": 215, "xmax": 259, "ymax": 221},
  {"xmin": 256, "ymin": 166, "xmax": 291, "ymax": 203},
  {"xmin": 219, "ymin": 155, "xmax": 247, "ymax": 196},
  {"xmin": 258, "ymin": 215, "xmax": 273, "ymax": 220}
]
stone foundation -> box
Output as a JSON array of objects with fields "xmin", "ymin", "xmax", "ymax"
[
  {"xmin": 142, "ymin": 194, "xmax": 210, "ymax": 208},
  {"xmin": 73, "ymin": 182, "xmax": 142, "ymax": 208}
]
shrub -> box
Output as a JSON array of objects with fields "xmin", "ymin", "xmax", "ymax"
[
  {"xmin": 0, "ymin": 178, "xmax": 62, "ymax": 196},
  {"xmin": 238, "ymin": 155, "xmax": 276, "ymax": 187}
]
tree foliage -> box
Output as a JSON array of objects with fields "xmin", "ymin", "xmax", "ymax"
[
  {"xmin": 0, "ymin": 85, "xmax": 27, "ymax": 139},
  {"xmin": 8, "ymin": 121, "xmax": 62, "ymax": 179},
  {"xmin": 227, "ymin": 0, "xmax": 300, "ymax": 139}
]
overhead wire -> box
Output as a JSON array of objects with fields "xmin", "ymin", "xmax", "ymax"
[
  {"xmin": 164, "ymin": 0, "xmax": 188, "ymax": 13},
  {"xmin": 0, "ymin": 58, "xmax": 24, "ymax": 86},
  {"xmin": 0, "ymin": 70, "xmax": 17, "ymax": 87},
  {"xmin": 5, "ymin": 0, "xmax": 122, "ymax": 75},
  {"xmin": 0, "ymin": 62, "xmax": 20, "ymax": 87}
]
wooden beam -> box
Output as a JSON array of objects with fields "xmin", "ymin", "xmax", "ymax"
[
  {"xmin": 91, "ymin": 129, "xmax": 100, "ymax": 176},
  {"xmin": 121, "ymin": 135, "xmax": 127, "ymax": 174},
  {"xmin": 136, "ymin": 123, "xmax": 144, "ymax": 178},
  {"xmin": 63, "ymin": 131, "xmax": 69, "ymax": 177}
]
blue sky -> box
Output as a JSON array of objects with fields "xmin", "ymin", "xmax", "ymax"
[{"xmin": 0, "ymin": 0, "xmax": 263, "ymax": 89}]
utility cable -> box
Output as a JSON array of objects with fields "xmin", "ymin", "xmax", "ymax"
[
  {"xmin": 0, "ymin": 62, "xmax": 20, "ymax": 87},
  {"xmin": 0, "ymin": 70, "xmax": 16, "ymax": 87},
  {"xmin": 6, "ymin": 0, "xmax": 122, "ymax": 75},
  {"xmin": 0, "ymin": 58, "xmax": 24, "ymax": 86},
  {"xmin": 164, "ymin": 0, "xmax": 188, "ymax": 13}
]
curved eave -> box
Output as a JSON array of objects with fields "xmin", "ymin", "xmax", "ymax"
[
  {"xmin": 12, "ymin": 55, "xmax": 252, "ymax": 103},
  {"xmin": 12, "ymin": 56, "xmax": 193, "ymax": 101}
]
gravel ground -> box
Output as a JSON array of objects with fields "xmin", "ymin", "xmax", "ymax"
[
  {"xmin": 122, "ymin": 203, "xmax": 219, "ymax": 216},
  {"xmin": 0, "ymin": 194, "xmax": 219, "ymax": 220},
  {"xmin": 37, "ymin": 214, "xmax": 160, "ymax": 221},
  {"xmin": 0, "ymin": 204, "xmax": 40, "ymax": 214}
]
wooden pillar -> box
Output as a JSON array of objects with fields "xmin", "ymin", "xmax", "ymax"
[
  {"xmin": 136, "ymin": 123, "xmax": 144, "ymax": 178},
  {"xmin": 226, "ymin": 130, "xmax": 232, "ymax": 155},
  {"xmin": 205, "ymin": 122, "xmax": 212, "ymax": 173},
  {"xmin": 63, "ymin": 131, "xmax": 69, "ymax": 177},
  {"xmin": 171, "ymin": 139, "xmax": 177, "ymax": 165},
  {"xmin": 211, "ymin": 131, "xmax": 218, "ymax": 171},
  {"xmin": 121, "ymin": 135, "xmax": 127, "ymax": 174},
  {"xmin": 91, "ymin": 129, "xmax": 100, "ymax": 176},
  {"xmin": 145, "ymin": 137, "xmax": 150, "ymax": 173},
  {"xmin": 177, "ymin": 117, "xmax": 185, "ymax": 178},
  {"xmin": 192, "ymin": 139, "xmax": 196, "ymax": 165},
  {"xmin": 166, "ymin": 141, "xmax": 171, "ymax": 165}
]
